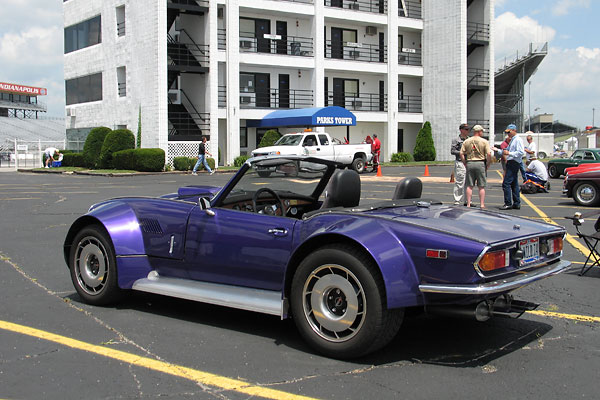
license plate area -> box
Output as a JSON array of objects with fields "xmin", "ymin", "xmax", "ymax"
[{"xmin": 519, "ymin": 238, "xmax": 540, "ymax": 266}]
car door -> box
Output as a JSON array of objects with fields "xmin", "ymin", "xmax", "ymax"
[
  {"xmin": 317, "ymin": 134, "xmax": 335, "ymax": 161},
  {"xmin": 184, "ymin": 207, "xmax": 297, "ymax": 291}
]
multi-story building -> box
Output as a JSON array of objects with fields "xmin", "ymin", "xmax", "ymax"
[{"xmin": 63, "ymin": 0, "xmax": 494, "ymax": 165}]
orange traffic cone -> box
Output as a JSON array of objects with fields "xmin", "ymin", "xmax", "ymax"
[
  {"xmin": 424, "ymin": 165, "xmax": 430, "ymax": 177},
  {"xmin": 376, "ymin": 165, "xmax": 382, "ymax": 177},
  {"xmin": 450, "ymin": 171, "xmax": 455, "ymax": 183}
]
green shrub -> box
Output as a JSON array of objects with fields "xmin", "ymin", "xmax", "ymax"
[
  {"xmin": 391, "ymin": 152, "xmax": 414, "ymax": 163},
  {"xmin": 258, "ymin": 129, "xmax": 281, "ymax": 148},
  {"xmin": 113, "ymin": 148, "xmax": 165, "ymax": 172},
  {"xmin": 83, "ymin": 127, "xmax": 111, "ymax": 168},
  {"xmin": 173, "ymin": 156, "xmax": 191, "ymax": 171},
  {"xmin": 413, "ymin": 121, "xmax": 436, "ymax": 161},
  {"xmin": 62, "ymin": 153, "xmax": 86, "ymax": 167},
  {"xmin": 234, "ymin": 155, "xmax": 250, "ymax": 167},
  {"xmin": 98, "ymin": 128, "xmax": 135, "ymax": 168}
]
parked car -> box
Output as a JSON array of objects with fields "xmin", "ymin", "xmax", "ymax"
[
  {"xmin": 251, "ymin": 131, "xmax": 372, "ymax": 174},
  {"xmin": 547, "ymin": 148, "xmax": 600, "ymax": 178},
  {"xmin": 564, "ymin": 163, "xmax": 600, "ymax": 176},
  {"xmin": 563, "ymin": 168, "xmax": 600, "ymax": 206},
  {"xmin": 64, "ymin": 156, "xmax": 570, "ymax": 358}
]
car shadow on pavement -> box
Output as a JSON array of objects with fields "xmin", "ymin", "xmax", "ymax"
[{"xmin": 66, "ymin": 291, "xmax": 553, "ymax": 367}]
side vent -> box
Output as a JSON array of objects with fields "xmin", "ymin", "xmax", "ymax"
[{"xmin": 139, "ymin": 218, "xmax": 163, "ymax": 234}]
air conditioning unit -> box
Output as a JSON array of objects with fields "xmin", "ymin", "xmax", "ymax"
[
  {"xmin": 349, "ymin": 2, "xmax": 359, "ymax": 10},
  {"xmin": 351, "ymin": 100, "xmax": 362, "ymax": 108},
  {"xmin": 366, "ymin": 26, "xmax": 377, "ymax": 36},
  {"xmin": 398, "ymin": 54, "xmax": 407, "ymax": 64},
  {"xmin": 66, "ymin": 108, "xmax": 75, "ymax": 117},
  {"xmin": 217, "ymin": 7, "xmax": 224, "ymax": 19},
  {"xmin": 348, "ymin": 50, "xmax": 360, "ymax": 59},
  {"xmin": 239, "ymin": 40, "xmax": 253, "ymax": 49},
  {"xmin": 398, "ymin": 100, "xmax": 408, "ymax": 110},
  {"xmin": 240, "ymin": 96, "xmax": 252, "ymax": 104}
]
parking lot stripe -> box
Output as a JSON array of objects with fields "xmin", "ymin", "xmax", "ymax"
[
  {"xmin": 527, "ymin": 310, "xmax": 600, "ymax": 323},
  {"xmin": 0, "ymin": 320, "xmax": 318, "ymax": 400}
]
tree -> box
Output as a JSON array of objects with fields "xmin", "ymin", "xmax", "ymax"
[
  {"xmin": 413, "ymin": 121, "xmax": 436, "ymax": 161},
  {"xmin": 136, "ymin": 105, "xmax": 142, "ymax": 148},
  {"xmin": 258, "ymin": 130, "xmax": 281, "ymax": 148}
]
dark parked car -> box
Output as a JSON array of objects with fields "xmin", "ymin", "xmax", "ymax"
[
  {"xmin": 563, "ymin": 168, "xmax": 600, "ymax": 206},
  {"xmin": 547, "ymin": 148, "xmax": 600, "ymax": 178},
  {"xmin": 64, "ymin": 156, "xmax": 570, "ymax": 358}
]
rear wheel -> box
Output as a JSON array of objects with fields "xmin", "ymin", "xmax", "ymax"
[
  {"xmin": 537, "ymin": 151, "xmax": 547, "ymax": 159},
  {"xmin": 69, "ymin": 225, "xmax": 122, "ymax": 305},
  {"xmin": 548, "ymin": 164, "xmax": 560, "ymax": 179},
  {"xmin": 257, "ymin": 170, "xmax": 272, "ymax": 178},
  {"xmin": 291, "ymin": 244, "xmax": 403, "ymax": 359},
  {"xmin": 573, "ymin": 182, "xmax": 600, "ymax": 206},
  {"xmin": 351, "ymin": 157, "xmax": 366, "ymax": 174}
]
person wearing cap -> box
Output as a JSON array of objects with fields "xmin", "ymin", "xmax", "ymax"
[
  {"xmin": 500, "ymin": 124, "xmax": 525, "ymax": 210},
  {"xmin": 525, "ymin": 156, "xmax": 548, "ymax": 186},
  {"xmin": 459, "ymin": 125, "xmax": 491, "ymax": 208},
  {"xmin": 451, "ymin": 123, "xmax": 470, "ymax": 205}
]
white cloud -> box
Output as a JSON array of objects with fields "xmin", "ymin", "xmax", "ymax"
[
  {"xmin": 494, "ymin": 12, "xmax": 556, "ymax": 59},
  {"xmin": 552, "ymin": 0, "xmax": 590, "ymax": 16},
  {"xmin": 576, "ymin": 46, "xmax": 600, "ymax": 60},
  {"xmin": 0, "ymin": 26, "xmax": 63, "ymax": 66}
]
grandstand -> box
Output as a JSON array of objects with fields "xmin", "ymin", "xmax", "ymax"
[{"xmin": 0, "ymin": 117, "xmax": 66, "ymax": 152}]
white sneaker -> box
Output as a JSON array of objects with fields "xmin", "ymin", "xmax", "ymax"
[
  {"xmin": 210, "ymin": 171, "xmax": 214, "ymax": 175},
  {"xmin": 192, "ymin": 172, "xmax": 197, "ymax": 176},
  {"xmin": 45, "ymin": 166, "xmax": 49, "ymax": 169}
]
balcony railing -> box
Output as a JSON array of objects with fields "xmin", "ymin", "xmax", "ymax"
[
  {"xmin": 239, "ymin": 32, "xmax": 313, "ymax": 57},
  {"xmin": 117, "ymin": 21, "xmax": 126, "ymax": 37},
  {"xmin": 325, "ymin": 40, "xmax": 387, "ymax": 62},
  {"xmin": 167, "ymin": 32, "xmax": 209, "ymax": 67},
  {"xmin": 467, "ymin": 119, "xmax": 490, "ymax": 133},
  {"xmin": 218, "ymin": 28, "xmax": 226, "ymax": 50},
  {"xmin": 398, "ymin": 95, "xmax": 422, "ymax": 113},
  {"xmin": 239, "ymin": 88, "xmax": 313, "ymax": 109},
  {"xmin": 398, "ymin": 48, "xmax": 421, "ymax": 66},
  {"xmin": 218, "ymin": 86, "xmax": 227, "ymax": 107},
  {"xmin": 467, "ymin": 22, "xmax": 490, "ymax": 42},
  {"xmin": 325, "ymin": 92, "xmax": 387, "ymax": 112},
  {"xmin": 398, "ymin": 0, "xmax": 422, "ymax": 19},
  {"xmin": 324, "ymin": 0, "xmax": 387, "ymax": 14},
  {"xmin": 467, "ymin": 68, "xmax": 490, "ymax": 87},
  {"xmin": 118, "ymin": 82, "xmax": 126, "ymax": 97}
]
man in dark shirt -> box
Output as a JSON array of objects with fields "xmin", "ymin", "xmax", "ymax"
[{"xmin": 192, "ymin": 136, "xmax": 214, "ymax": 175}]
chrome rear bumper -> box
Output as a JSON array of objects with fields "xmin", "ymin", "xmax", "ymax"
[{"xmin": 419, "ymin": 260, "xmax": 571, "ymax": 295}]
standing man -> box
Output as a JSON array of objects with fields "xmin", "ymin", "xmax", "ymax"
[
  {"xmin": 500, "ymin": 124, "xmax": 525, "ymax": 210},
  {"xmin": 192, "ymin": 136, "xmax": 214, "ymax": 175},
  {"xmin": 371, "ymin": 133, "xmax": 381, "ymax": 173},
  {"xmin": 451, "ymin": 123, "xmax": 470, "ymax": 205},
  {"xmin": 460, "ymin": 125, "xmax": 491, "ymax": 209},
  {"xmin": 524, "ymin": 133, "xmax": 537, "ymax": 161}
]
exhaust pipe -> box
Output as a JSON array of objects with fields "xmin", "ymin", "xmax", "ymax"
[{"xmin": 426, "ymin": 301, "xmax": 492, "ymax": 322}]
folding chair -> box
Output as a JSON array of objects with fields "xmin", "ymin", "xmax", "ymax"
[{"xmin": 566, "ymin": 211, "xmax": 600, "ymax": 276}]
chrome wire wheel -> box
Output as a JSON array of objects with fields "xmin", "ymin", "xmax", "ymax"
[
  {"xmin": 302, "ymin": 264, "xmax": 366, "ymax": 343},
  {"xmin": 574, "ymin": 182, "xmax": 599, "ymax": 206},
  {"xmin": 74, "ymin": 236, "xmax": 109, "ymax": 295}
]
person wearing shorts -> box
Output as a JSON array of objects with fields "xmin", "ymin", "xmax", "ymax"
[{"xmin": 459, "ymin": 125, "xmax": 491, "ymax": 209}]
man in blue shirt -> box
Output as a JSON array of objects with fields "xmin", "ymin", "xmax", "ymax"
[{"xmin": 499, "ymin": 124, "xmax": 525, "ymax": 210}]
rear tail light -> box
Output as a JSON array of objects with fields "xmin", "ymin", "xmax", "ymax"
[
  {"xmin": 547, "ymin": 237, "xmax": 563, "ymax": 255},
  {"xmin": 478, "ymin": 249, "xmax": 510, "ymax": 272}
]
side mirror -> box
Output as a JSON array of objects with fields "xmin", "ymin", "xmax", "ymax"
[{"xmin": 198, "ymin": 196, "xmax": 211, "ymax": 210}]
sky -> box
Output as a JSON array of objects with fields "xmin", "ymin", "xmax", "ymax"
[{"xmin": 0, "ymin": 0, "xmax": 598, "ymax": 129}]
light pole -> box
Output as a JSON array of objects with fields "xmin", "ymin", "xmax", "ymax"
[
  {"xmin": 528, "ymin": 81, "xmax": 531, "ymax": 131},
  {"xmin": 594, "ymin": 108, "xmax": 596, "ymax": 128}
]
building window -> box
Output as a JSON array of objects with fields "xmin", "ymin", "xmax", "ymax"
[
  {"xmin": 117, "ymin": 66, "xmax": 126, "ymax": 97},
  {"xmin": 240, "ymin": 127, "xmax": 248, "ymax": 148},
  {"xmin": 64, "ymin": 15, "xmax": 101, "ymax": 54},
  {"xmin": 116, "ymin": 6, "xmax": 125, "ymax": 37},
  {"xmin": 240, "ymin": 73, "xmax": 254, "ymax": 93},
  {"xmin": 66, "ymin": 72, "xmax": 102, "ymax": 105}
]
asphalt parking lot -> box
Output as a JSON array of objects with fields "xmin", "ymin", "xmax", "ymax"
[{"xmin": 0, "ymin": 164, "xmax": 598, "ymax": 399}]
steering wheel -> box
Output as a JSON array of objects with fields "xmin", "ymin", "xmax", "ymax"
[{"xmin": 252, "ymin": 188, "xmax": 286, "ymax": 216}]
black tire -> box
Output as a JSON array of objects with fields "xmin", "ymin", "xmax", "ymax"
[
  {"xmin": 290, "ymin": 244, "xmax": 403, "ymax": 359},
  {"xmin": 257, "ymin": 170, "xmax": 272, "ymax": 178},
  {"xmin": 69, "ymin": 225, "xmax": 122, "ymax": 305},
  {"xmin": 351, "ymin": 157, "xmax": 365, "ymax": 174},
  {"xmin": 573, "ymin": 182, "xmax": 600, "ymax": 207},
  {"xmin": 548, "ymin": 164, "xmax": 560, "ymax": 179}
]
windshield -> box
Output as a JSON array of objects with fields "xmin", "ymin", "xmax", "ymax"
[{"xmin": 274, "ymin": 135, "xmax": 303, "ymax": 146}]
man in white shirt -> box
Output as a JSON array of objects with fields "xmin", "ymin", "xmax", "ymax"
[
  {"xmin": 524, "ymin": 133, "xmax": 537, "ymax": 161},
  {"xmin": 526, "ymin": 157, "xmax": 548, "ymax": 184},
  {"xmin": 44, "ymin": 147, "xmax": 60, "ymax": 168}
]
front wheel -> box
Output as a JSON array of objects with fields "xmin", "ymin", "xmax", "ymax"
[
  {"xmin": 351, "ymin": 157, "xmax": 366, "ymax": 174},
  {"xmin": 548, "ymin": 164, "xmax": 560, "ymax": 179},
  {"xmin": 573, "ymin": 182, "xmax": 600, "ymax": 206},
  {"xmin": 69, "ymin": 225, "xmax": 122, "ymax": 305},
  {"xmin": 290, "ymin": 244, "xmax": 403, "ymax": 359}
]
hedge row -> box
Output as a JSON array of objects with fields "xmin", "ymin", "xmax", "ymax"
[
  {"xmin": 173, "ymin": 156, "xmax": 215, "ymax": 171},
  {"xmin": 113, "ymin": 148, "xmax": 165, "ymax": 171},
  {"xmin": 390, "ymin": 152, "xmax": 414, "ymax": 163},
  {"xmin": 99, "ymin": 129, "xmax": 136, "ymax": 168},
  {"xmin": 83, "ymin": 127, "xmax": 111, "ymax": 168},
  {"xmin": 234, "ymin": 155, "xmax": 250, "ymax": 167}
]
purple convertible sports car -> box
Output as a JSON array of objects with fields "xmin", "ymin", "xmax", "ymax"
[{"xmin": 64, "ymin": 156, "xmax": 570, "ymax": 358}]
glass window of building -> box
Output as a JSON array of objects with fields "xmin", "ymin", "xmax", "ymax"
[
  {"xmin": 64, "ymin": 15, "xmax": 102, "ymax": 54},
  {"xmin": 66, "ymin": 72, "xmax": 103, "ymax": 105}
]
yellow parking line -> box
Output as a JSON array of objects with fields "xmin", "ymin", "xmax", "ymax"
[
  {"xmin": 527, "ymin": 310, "xmax": 600, "ymax": 323},
  {"xmin": 0, "ymin": 320, "xmax": 317, "ymax": 400}
]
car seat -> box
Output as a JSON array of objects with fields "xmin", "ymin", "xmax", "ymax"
[
  {"xmin": 392, "ymin": 177, "xmax": 423, "ymax": 200},
  {"xmin": 321, "ymin": 169, "xmax": 361, "ymax": 209}
]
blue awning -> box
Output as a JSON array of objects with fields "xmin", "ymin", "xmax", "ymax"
[{"xmin": 246, "ymin": 106, "xmax": 356, "ymax": 128}]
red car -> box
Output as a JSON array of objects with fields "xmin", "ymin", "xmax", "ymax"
[
  {"xmin": 563, "ymin": 168, "xmax": 600, "ymax": 206},
  {"xmin": 564, "ymin": 163, "xmax": 600, "ymax": 175}
]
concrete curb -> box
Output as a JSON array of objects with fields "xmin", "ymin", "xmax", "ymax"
[{"xmin": 18, "ymin": 169, "xmax": 237, "ymax": 177}]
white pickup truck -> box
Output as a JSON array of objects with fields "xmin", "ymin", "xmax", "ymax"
[{"xmin": 251, "ymin": 131, "xmax": 373, "ymax": 174}]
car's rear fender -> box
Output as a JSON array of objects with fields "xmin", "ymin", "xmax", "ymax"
[{"xmin": 285, "ymin": 216, "xmax": 423, "ymax": 310}]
